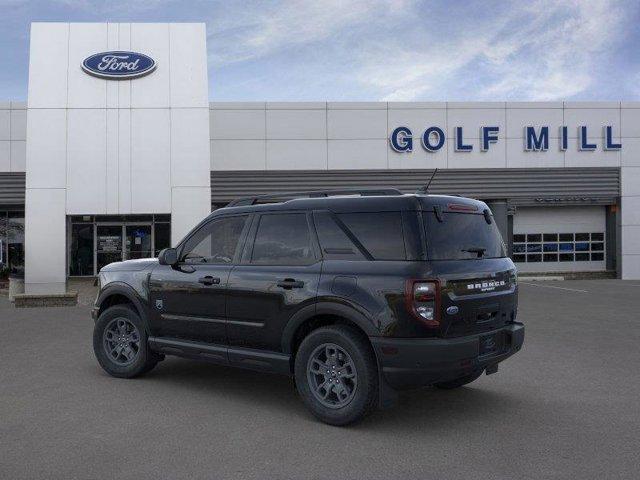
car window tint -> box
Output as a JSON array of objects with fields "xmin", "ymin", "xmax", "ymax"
[
  {"xmin": 423, "ymin": 212, "xmax": 506, "ymax": 260},
  {"xmin": 182, "ymin": 216, "xmax": 248, "ymax": 264},
  {"xmin": 336, "ymin": 212, "xmax": 406, "ymax": 260},
  {"xmin": 313, "ymin": 212, "xmax": 366, "ymax": 260},
  {"xmin": 251, "ymin": 214, "xmax": 314, "ymax": 265}
]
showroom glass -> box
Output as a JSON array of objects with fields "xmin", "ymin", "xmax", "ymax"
[
  {"xmin": 512, "ymin": 232, "xmax": 605, "ymax": 263},
  {"xmin": 125, "ymin": 225, "xmax": 152, "ymax": 260},
  {"xmin": 251, "ymin": 213, "xmax": 314, "ymax": 265},
  {"xmin": 423, "ymin": 212, "xmax": 506, "ymax": 260},
  {"xmin": 0, "ymin": 211, "xmax": 26, "ymax": 275},
  {"xmin": 70, "ymin": 224, "xmax": 94, "ymax": 276},
  {"xmin": 181, "ymin": 216, "xmax": 248, "ymax": 264},
  {"xmin": 69, "ymin": 214, "xmax": 171, "ymax": 276}
]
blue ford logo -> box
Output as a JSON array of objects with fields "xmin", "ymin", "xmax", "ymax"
[
  {"xmin": 82, "ymin": 51, "xmax": 156, "ymax": 80},
  {"xmin": 446, "ymin": 306, "xmax": 459, "ymax": 315}
]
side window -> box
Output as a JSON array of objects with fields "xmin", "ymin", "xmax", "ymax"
[
  {"xmin": 337, "ymin": 212, "xmax": 406, "ymax": 260},
  {"xmin": 181, "ymin": 215, "xmax": 248, "ymax": 264},
  {"xmin": 251, "ymin": 213, "xmax": 315, "ymax": 265},
  {"xmin": 313, "ymin": 211, "xmax": 365, "ymax": 260}
]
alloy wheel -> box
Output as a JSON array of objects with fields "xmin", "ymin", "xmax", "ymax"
[
  {"xmin": 103, "ymin": 317, "xmax": 141, "ymax": 366},
  {"xmin": 307, "ymin": 343, "xmax": 358, "ymax": 409}
]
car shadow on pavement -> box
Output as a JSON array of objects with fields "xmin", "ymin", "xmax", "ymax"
[{"xmin": 104, "ymin": 356, "xmax": 529, "ymax": 430}]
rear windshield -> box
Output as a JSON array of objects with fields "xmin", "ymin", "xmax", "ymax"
[{"xmin": 423, "ymin": 212, "xmax": 506, "ymax": 260}]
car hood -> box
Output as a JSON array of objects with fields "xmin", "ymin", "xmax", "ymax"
[{"xmin": 100, "ymin": 258, "xmax": 159, "ymax": 272}]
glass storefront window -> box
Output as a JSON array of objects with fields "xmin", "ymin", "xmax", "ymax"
[
  {"xmin": 7, "ymin": 212, "xmax": 25, "ymax": 275},
  {"xmin": 154, "ymin": 223, "xmax": 171, "ymax": 256},
  {"xmin": 68, "ymin": 215, "xmax": 171, "ymax": 276},
  {"xmin": 0, "ymin": 213, "xmax": 7, "ymax": 278},
  {"xmin": 69, "ymin": 224, "xmax": 94, "ymax": 276},
  {"xmin": 512, "ymin": 231, "xmax": 605, "ymax": 263}
]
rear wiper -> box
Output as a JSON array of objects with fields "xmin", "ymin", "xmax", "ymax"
[{"xmin": 462, "ymin": 247, "xmax": 486, "ymax": 258}]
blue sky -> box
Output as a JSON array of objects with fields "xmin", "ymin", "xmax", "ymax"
[{"xmin": 1, "ymin": 0, "xmax": 639, "ymax": 101}]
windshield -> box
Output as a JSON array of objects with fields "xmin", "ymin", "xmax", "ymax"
[{"xmin": 423, "ymin": 211, "xmax": 506, "ymax": 260}]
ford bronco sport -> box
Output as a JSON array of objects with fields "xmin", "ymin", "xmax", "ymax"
[{"xmin": 92, "ymin": 189, "xmax": 524, "ymax": 425}]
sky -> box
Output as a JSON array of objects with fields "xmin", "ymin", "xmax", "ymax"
[{"xmin": 0, "ymin": 0, "xmax": 639, "ymax": 102}]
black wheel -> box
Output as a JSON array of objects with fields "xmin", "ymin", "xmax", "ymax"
[
  {"xmin": 93, "ymin": 305, "xmax": 158, "ymax": 378},
  {"xmin": 294, "ymin": 325, "xmax": 378, "ymax": 426},
  {"xmin": 434, "ymin": 370, "xmax": 483, "ymax": 390}
]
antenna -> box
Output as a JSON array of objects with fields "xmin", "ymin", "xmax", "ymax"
[{"xmin": 416, "ymin": 168, "xmax": 438, "ymax": 194}]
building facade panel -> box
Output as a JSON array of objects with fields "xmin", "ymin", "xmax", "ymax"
[
  {"xmin": 210, "ymin": 139, "xmax": 265, "ymax": 170},
  {"xmin": 130, "ymin": 23, "xmax": 171, "ymax": 108},
  {"xmin": 130, "ymin": 108, "xmax": 172, "ymax": 213},
  {"xmin": 67, "ymin": 23, "xmax": 108, "ymax": 109},
  {"xmin": 210, "ymin": 109, "xmax": 266, "ymax": 140},
  {"xmin": 266, "ymin": 140, "xmax": 327, "ymax": 170},
  {"xmin": 66, "ymin": 108, "xmax": 108, "ymax": 214},
  {"xmin": 328, "ymin": 139, "xmax": 388, "ymax": 169},
  {"xmin": 25, "ymin": 109, "xmax": 67, "ymax": 189},
  {"xmin": 27, "ymin": 23, "xmax": 68, "ymax": 108},
  {"xmin": 0, "ymin": 141, "xmax": 9, "ymax": 171},
  {"xmin": 327, "ymin": 109, "xmax": 387, "ymax": 139}
]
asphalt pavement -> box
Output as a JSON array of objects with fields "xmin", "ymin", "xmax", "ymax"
[{"xmin": 1, "ymin": 280, "xmax": 639, "ymax": 479}]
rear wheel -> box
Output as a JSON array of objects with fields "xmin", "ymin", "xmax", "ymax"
[
  {"xmin": 294, "ymin": 325, "xmax": 378, "ymax": 426},
  {"xmin": 93, "ymin": 305, "xmax": 158, "ymax": 378},
  {"xmin": 434, "ymin": 370, "xmax": 483, "ymax": 390}
]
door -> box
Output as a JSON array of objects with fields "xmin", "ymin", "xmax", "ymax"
[
  {"xmin": 226, "ymin": 212, "xmax": 321, "ymax": 351},
  {"xmin": 125, "ymin": 225, "xmax": 152, "ymax": 260},
  {"xmin": 96, "ymin": 225, "xmax": 123, "ymax": 272},
  {"xmin": 148, "ymin": 214, "xmax": 251, "ymax": 344}
]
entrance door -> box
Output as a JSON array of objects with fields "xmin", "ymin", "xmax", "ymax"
[
  {"xmin": 125, "ymin": 225, "xmax": 152, "ymax": 260},
  {"xmin": 96, "ymin": 225, "xmax": 123, "ymax": 272}
]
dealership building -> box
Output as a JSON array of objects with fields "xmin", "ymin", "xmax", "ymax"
[{"xmin": 1, "ymin": 22, "xmax": 640, "ymax": 295}]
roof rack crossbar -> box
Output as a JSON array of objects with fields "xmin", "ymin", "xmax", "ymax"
[{"xmin": 227, "ymin": 188, "xmax": 404, "ymax": 207}]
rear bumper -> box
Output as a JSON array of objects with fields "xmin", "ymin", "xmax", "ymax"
[{"xmin": 371, "ymin": 323, "xmax": 524, "ymax": 390}]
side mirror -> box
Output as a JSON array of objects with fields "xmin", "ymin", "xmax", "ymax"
[{"xmin": 158, "ymin": 248, "xmax": 178, "ymax": 266}]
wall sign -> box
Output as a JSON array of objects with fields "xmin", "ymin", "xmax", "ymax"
[
  {"xmin": 82, "ymin": 51, "xmax": 156, "ymax": 80},
  {"xmin": 390, "ymin": 125, "xmax": 622, "ymax": 153}
]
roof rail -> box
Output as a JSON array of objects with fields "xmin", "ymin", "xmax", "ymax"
[{"xmin": 226, "ymin": 188, "xmax": 404, "ymax": 207}]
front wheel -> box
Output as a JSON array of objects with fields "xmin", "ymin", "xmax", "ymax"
[
  {"xmin": 93, "ymin": 305, "xmax": 158, "ymax": 378},
  {"xmin": 294, "ymin": 325, "xmax": 378, "ymax": 426}
]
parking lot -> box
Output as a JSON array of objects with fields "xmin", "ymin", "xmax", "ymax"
[{"xmin": 1, "ymin": 280, "xmax": 639, "ymax": 479}]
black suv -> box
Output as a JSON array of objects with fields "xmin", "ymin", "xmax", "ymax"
[{"xmin": 92, "ymin": 189, "xmax": 524, "ymax": 425}]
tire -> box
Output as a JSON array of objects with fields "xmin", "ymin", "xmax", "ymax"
[
  {"xmin": 93, "ymin": 305, "xmax": 158, "ymax": 378},
  {"xmin": 294, "ymin": 325, "xmax": 378, "ymax": 426},
  {"xmin": 434, "ymin": 370, "xmax": 483, "ymax": 390}
]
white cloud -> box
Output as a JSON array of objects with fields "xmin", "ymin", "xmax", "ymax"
[
  {"xmin": 357, "ymin": 0, "xmax": 627, "ymax": 101},
  {"xmin": 208, "ymin": 0, "xmax": 413, "ymax": 66}
]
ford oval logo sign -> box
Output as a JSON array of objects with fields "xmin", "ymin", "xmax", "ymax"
[{"xmin": 82, "ymin": 51, "xmax": 156, "ymax": 80}]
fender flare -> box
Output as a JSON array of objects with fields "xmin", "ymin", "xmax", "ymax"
[
  {"xmin": 95, "ymin": 282, "xmax": 150, "ymax": 331},
  {"xmin": 280, "ymin": 301, "xmax": 379, "ymax": 354}
]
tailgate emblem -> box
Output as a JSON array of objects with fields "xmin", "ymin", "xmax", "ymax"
[
  {"xmin": 446, "ymin": 306, "xmax": 459, "ymax": 315},
  {"xmin": 155, "ymin": 299, "xmax": 163, "ymax": 310},
  {"xmin": 466, "ymin": 280, "xmax": 506, "ymax": 292}
]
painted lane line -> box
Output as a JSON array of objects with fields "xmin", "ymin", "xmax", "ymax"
[{"xmin": 520, "ymin": 282, "xmax": 589, "ymax": 293}]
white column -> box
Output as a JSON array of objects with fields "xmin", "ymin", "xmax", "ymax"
[
  {"xmin": 620, "ymin": 166, "xmax": 640, "ymax": 279},
  {"xmin": 25, "ymin": 189, "xmax": 66, "ymax": 294}
]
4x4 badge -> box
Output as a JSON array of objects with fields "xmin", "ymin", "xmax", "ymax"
[{"xmin": 155, "ymin": 300, "xmax": 163, "ymax": 310}]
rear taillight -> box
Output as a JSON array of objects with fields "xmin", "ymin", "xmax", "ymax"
[{"xmin": 406, "ymin": 280, "xmax": 440, "ymax": 328}]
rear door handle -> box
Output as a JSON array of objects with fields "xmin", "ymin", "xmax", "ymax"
[
  {"xmin": 277, "ymin": 278, "xmax": 304, "ymax": 289},
  {"xmin": 198, "ymin": 276, "xmax": 221, "ymax": 286}
]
